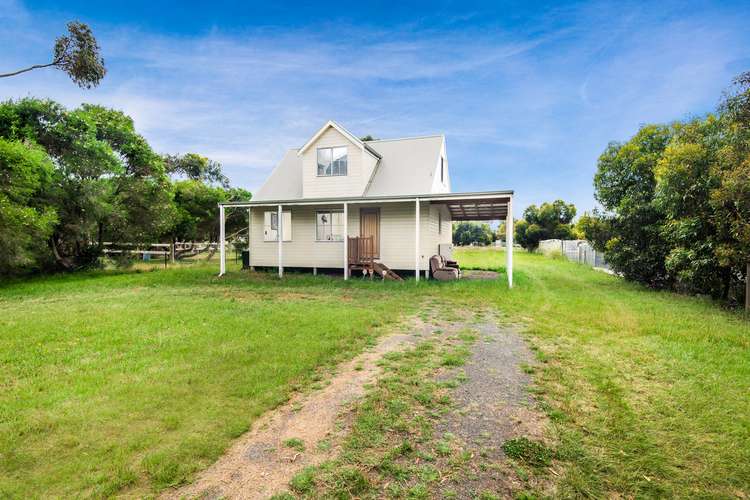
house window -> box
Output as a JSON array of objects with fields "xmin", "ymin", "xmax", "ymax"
[
  {"xmin": 438, "ymin": 211, "xmax": 442, "ymax": 234},
  {"xmin": 316, "ymin": 211, "xmax": 345, "ymax": 241},
  {"xmin": 440, "ymin": 157, "xmax": 444, "ymax": 184},
  {"xmin": 317, "ymin": 147, "xmax": 348, "ymax": 176},
  {"xmin": 264, "ymin": 211, "xmax": 292, "ymax": 241}
]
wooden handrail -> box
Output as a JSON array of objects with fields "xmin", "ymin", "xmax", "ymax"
[{"xmin": 348, "ymin": 236, "xmax": 375, "ymax": 266}]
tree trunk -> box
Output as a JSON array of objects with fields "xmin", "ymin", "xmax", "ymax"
[{"xmin": 49, "ymin": 236, "xmax": 74, "ymax": 269}]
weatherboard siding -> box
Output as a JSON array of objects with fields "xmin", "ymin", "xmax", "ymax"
[
  {"xmin": 248, "ymin": 201, "xmax": 444, "ymax": 271},
  {"xmin": 302, "ymin": 127, "xmax": 373, "ymax": 199}
]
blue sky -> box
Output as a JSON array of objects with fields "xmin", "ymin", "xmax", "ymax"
[{"xmin": 2, "ymin": 0, "xmax": 749, "ymax": 213}]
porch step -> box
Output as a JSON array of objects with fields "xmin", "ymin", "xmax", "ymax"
[{"xmin": 373, "ymin": 262, "xmax": 403, "ymax": 281}]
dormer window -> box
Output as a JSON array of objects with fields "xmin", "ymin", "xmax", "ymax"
[{"xmin": 317, "ymin": 147, "xmax": 348, "ymax": 176}]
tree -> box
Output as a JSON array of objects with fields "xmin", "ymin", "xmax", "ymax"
[
  {"xmin": 514, "ymin": 200, "xmax": 577, "ymax": 250},
  {"xmin": 0, "ymin": 21, "xmax": 106, "ymax": 88},
  {"xmin": 169, "ymin": 182, "xmax": 250, "ymax": 243},
  {"xmin": 576, "ymin": 210, "xmax": 612, "ymax": 252},
  {"xmin": 452, "ymin": 222, "xmax": 493, "ymax": 246},
  {"xmin": 164, "ymin": 153, "xmax": 229, "ymax": 187},
  {"xmin": 653, "ymin": 117, "xmax": 730, "ymax": 298},
  {"xmin": 713, "ymin": 73, "xmax": 750, "ymax": 305},
  {"xmin": 593, "ymin": 125, "xmax": 673, "ymax": 287},
  {"xmin": 360, "ymin": 135, "xmax": 378, "ymax": 141},
  {"xmin": 0, "ymin": 139, "xmax": 57, "ymax": 274},
  {"xmin": 720, "ymin": 71, "xmax": 750, "ymax": 125},
  {"xmin": 0, "ymin": 98, "xmax": 173, "ymax": 270}
]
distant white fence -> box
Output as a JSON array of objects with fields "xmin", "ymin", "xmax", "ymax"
[{"xmin": 538, "ymin": 239, "xmax": 610, "ymax": 270}]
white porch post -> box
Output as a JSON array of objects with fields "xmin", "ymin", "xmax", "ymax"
[
  {"xmin": 247, "ymin": 208, "xmax": 253, "ymax": 252},
  {"xmin": 415, "ymin": 198, "xmax": 420, "ymax": 281},
  {"xmin": 343, "ymin": 202, "xmax": 349, "ymax": 280},
  {"xmin": 506, "ymin": 197, "xmax": 514, "ymax": 288},
  {"xmin": 277, "ymin": 204, "xmax": 283, "ymax": 278},
  {"xmin": 219, "ymin": 204, "xmax": 226, "ymax": 276},
  {"xmin": 247, "ymin": 207, "xmax": 253, "ymax": 269}
]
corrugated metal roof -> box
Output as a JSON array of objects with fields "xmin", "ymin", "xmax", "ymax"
[
  {"xmin": 364, "ymin": 135, "xmax": 444, "ymax": 196},
  {"xmin": 252, "ymin": 129, "xmax": 445, "ymax": 202},
  {"xmin": 253, "ymin": 149, "xmax": 303, "ymax": 201}
]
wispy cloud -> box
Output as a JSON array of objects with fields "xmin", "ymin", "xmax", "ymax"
[{"xmin": 1, "ymin": 0, "xmax": 749, "ymax": 212}]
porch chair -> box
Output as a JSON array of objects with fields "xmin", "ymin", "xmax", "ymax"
[{"xmin": 430, "ymin": 255, "xmax": 459, "ymax": 281}]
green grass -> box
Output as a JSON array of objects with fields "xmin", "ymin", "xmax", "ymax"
[
  {"xmin": 453, "ymin": 247, "xmax": 750, "ymax": 498},
  {"xmin": 502, "ymin": 437, "xmax": 553, "ymax": 468},
  {"xmin": 283, "ymin": 327, "xmax": 477, "ymax": 498},
  {"xmin": 1, "ymin": 248, "xmax": 749, "ymax": 498},
  {"xmin": 0, "ymin": 262, "xmax": 419, "ymax": 497},
  {"xmin": 283, "ymin": 438, "xmax": 305, "ymax": 452}
]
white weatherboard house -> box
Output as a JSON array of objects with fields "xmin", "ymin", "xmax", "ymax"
[{"xmin": 218, "ymin": 121, "xmax": 514, "ymax": 286}]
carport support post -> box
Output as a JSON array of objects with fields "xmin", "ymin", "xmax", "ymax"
[
  {"xmin": 219, "ymin": 204, "xmax": 226, "ymax": 276},
  {"xmin": 277, "ymin": 204, "xmax": 283, "ymax": 278},
  {"xmin": 506, "ymin": 197, "xmax": 513, "ymax": 288},
  {"xmin": 343, "ymin": 202, "xmax": 349, "ymax": 280},
  {"xmin": 415, "ymin": 198, "xmax": 420, "ymax": 281}
]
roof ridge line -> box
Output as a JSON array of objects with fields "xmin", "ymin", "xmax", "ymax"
[{"xmin": 365, "ymin": 134, "xmax": 444, "ymax": 143}]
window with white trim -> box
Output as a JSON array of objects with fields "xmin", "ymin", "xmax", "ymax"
[
  {"xmin": 264, "ymin": 211, "xmax": 291, "ymax": 241},
  {"xmin": 317, "ymin": 147, "xmax": 348, "ymax": 176},
  {"xmin": 316, "ymin": 210, "xmax": 345, "ymax": 241}
]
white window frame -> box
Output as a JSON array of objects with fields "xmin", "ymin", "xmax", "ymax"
[
  {"xmin": 264, "ymin": 210, "xmax": 291, "ymax": 241},
  {"xmin": 317, "ymin": 146, "xmax": 348, "ymax": 177},
  {"xmin": 315, "ymin": 210, "xmax": 345, "ymax": 242}
]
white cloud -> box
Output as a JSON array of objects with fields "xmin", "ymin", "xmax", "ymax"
[{"xmin": 1, "ymin": 0, "xmax": 749, "ymax": 213}]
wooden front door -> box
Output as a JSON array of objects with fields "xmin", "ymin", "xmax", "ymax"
[{"xmin": 360, "ymin": 208, "xmax": 380, "ymax": 259}]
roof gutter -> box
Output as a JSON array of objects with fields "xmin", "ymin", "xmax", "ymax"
[{"xmin": 219, "ymin": 190, "xmax": 514, "ymax": 208}]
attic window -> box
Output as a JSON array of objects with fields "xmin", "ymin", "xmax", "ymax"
[
  {"xmin": 440, "ymin": 157, "xmax": 444, "ymax": 184},
  {"xmin": 317, "ymin": 147, "xmax": 347, "ymax": 176}
]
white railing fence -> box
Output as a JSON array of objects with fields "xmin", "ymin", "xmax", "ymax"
[{"xmin": 538, "ymin": 239, "xmax": 610, "ymax": 270}]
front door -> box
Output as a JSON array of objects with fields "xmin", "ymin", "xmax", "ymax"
[{"xmin": 359, "ymin": 208, "xmax": 380, "ymax": 259}]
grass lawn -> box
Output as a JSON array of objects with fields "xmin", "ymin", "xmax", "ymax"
[
  {"xmin": 1, "ymin": 250, "xmax": 748, "ymax": 497},
  {"xmin": 0, "ymin": 262, "xmax": 419, "ymax": 497},
  {"xmin": 454, "ymin": 248, "xmax": 750, "ymax": 498}
]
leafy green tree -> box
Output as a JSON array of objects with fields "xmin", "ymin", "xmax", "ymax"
[
  {"xmin": 0, "ymin": 21, "xmax": 105, "ymax": 88},
  {"xmin": 0, "ymin": 139, "xmax": 57, "ymax": 274},
  {"xmin": 164, "ymin": 153, "xmax": 229, "ymax": 187},
  {"xmin": 169, "ymin": 181, "xmax": 250, "ymax": 243},
  {"xmin": 712, "ymin": 74, "xmax": 750, "ymax": 303},
  {"xmin": 576, "ymin": 210, "xmax": 612, "ymax": 252},
  {"xmin": 0, "ymin": 98, "xmax": 173, "ymax": 270},
  {"xmin": 514, "ymin": 200, "xmax": 577, "ymax": 250},
  {"xmin": 452, "ymin": 222, "xmax": 493, "ymax": 246},
  {"xmin": 593, "ymin": 125, "xmax": 673, "ymax": 286},
  {"xmin": 653, "ymin": 117, "xmax": 731, "ymax": 298}
]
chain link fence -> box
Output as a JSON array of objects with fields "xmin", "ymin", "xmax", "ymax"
[{"xmin": 538, "ymin": 239, "xmax": 610, "ymax": 271}]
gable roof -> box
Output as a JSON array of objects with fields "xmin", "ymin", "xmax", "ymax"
[
  {"xmin": 253, "ymin": 149, "xmax": 303, "ymax": 201},
  {"xmin": 253, "ymin": 126, "xmax": 445, "ymax": 202},
  {"xmin": 363, "ymin": 135, "xmax": 444, "ymax": 196},
  {"xmin": 297, "ymin": 120, "xmax": 382, "ymax": 160}
]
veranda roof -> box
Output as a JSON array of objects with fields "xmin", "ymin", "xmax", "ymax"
[{"xmin": 429, "ymin": 195, "xmax": 510, "ymax": 221}]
